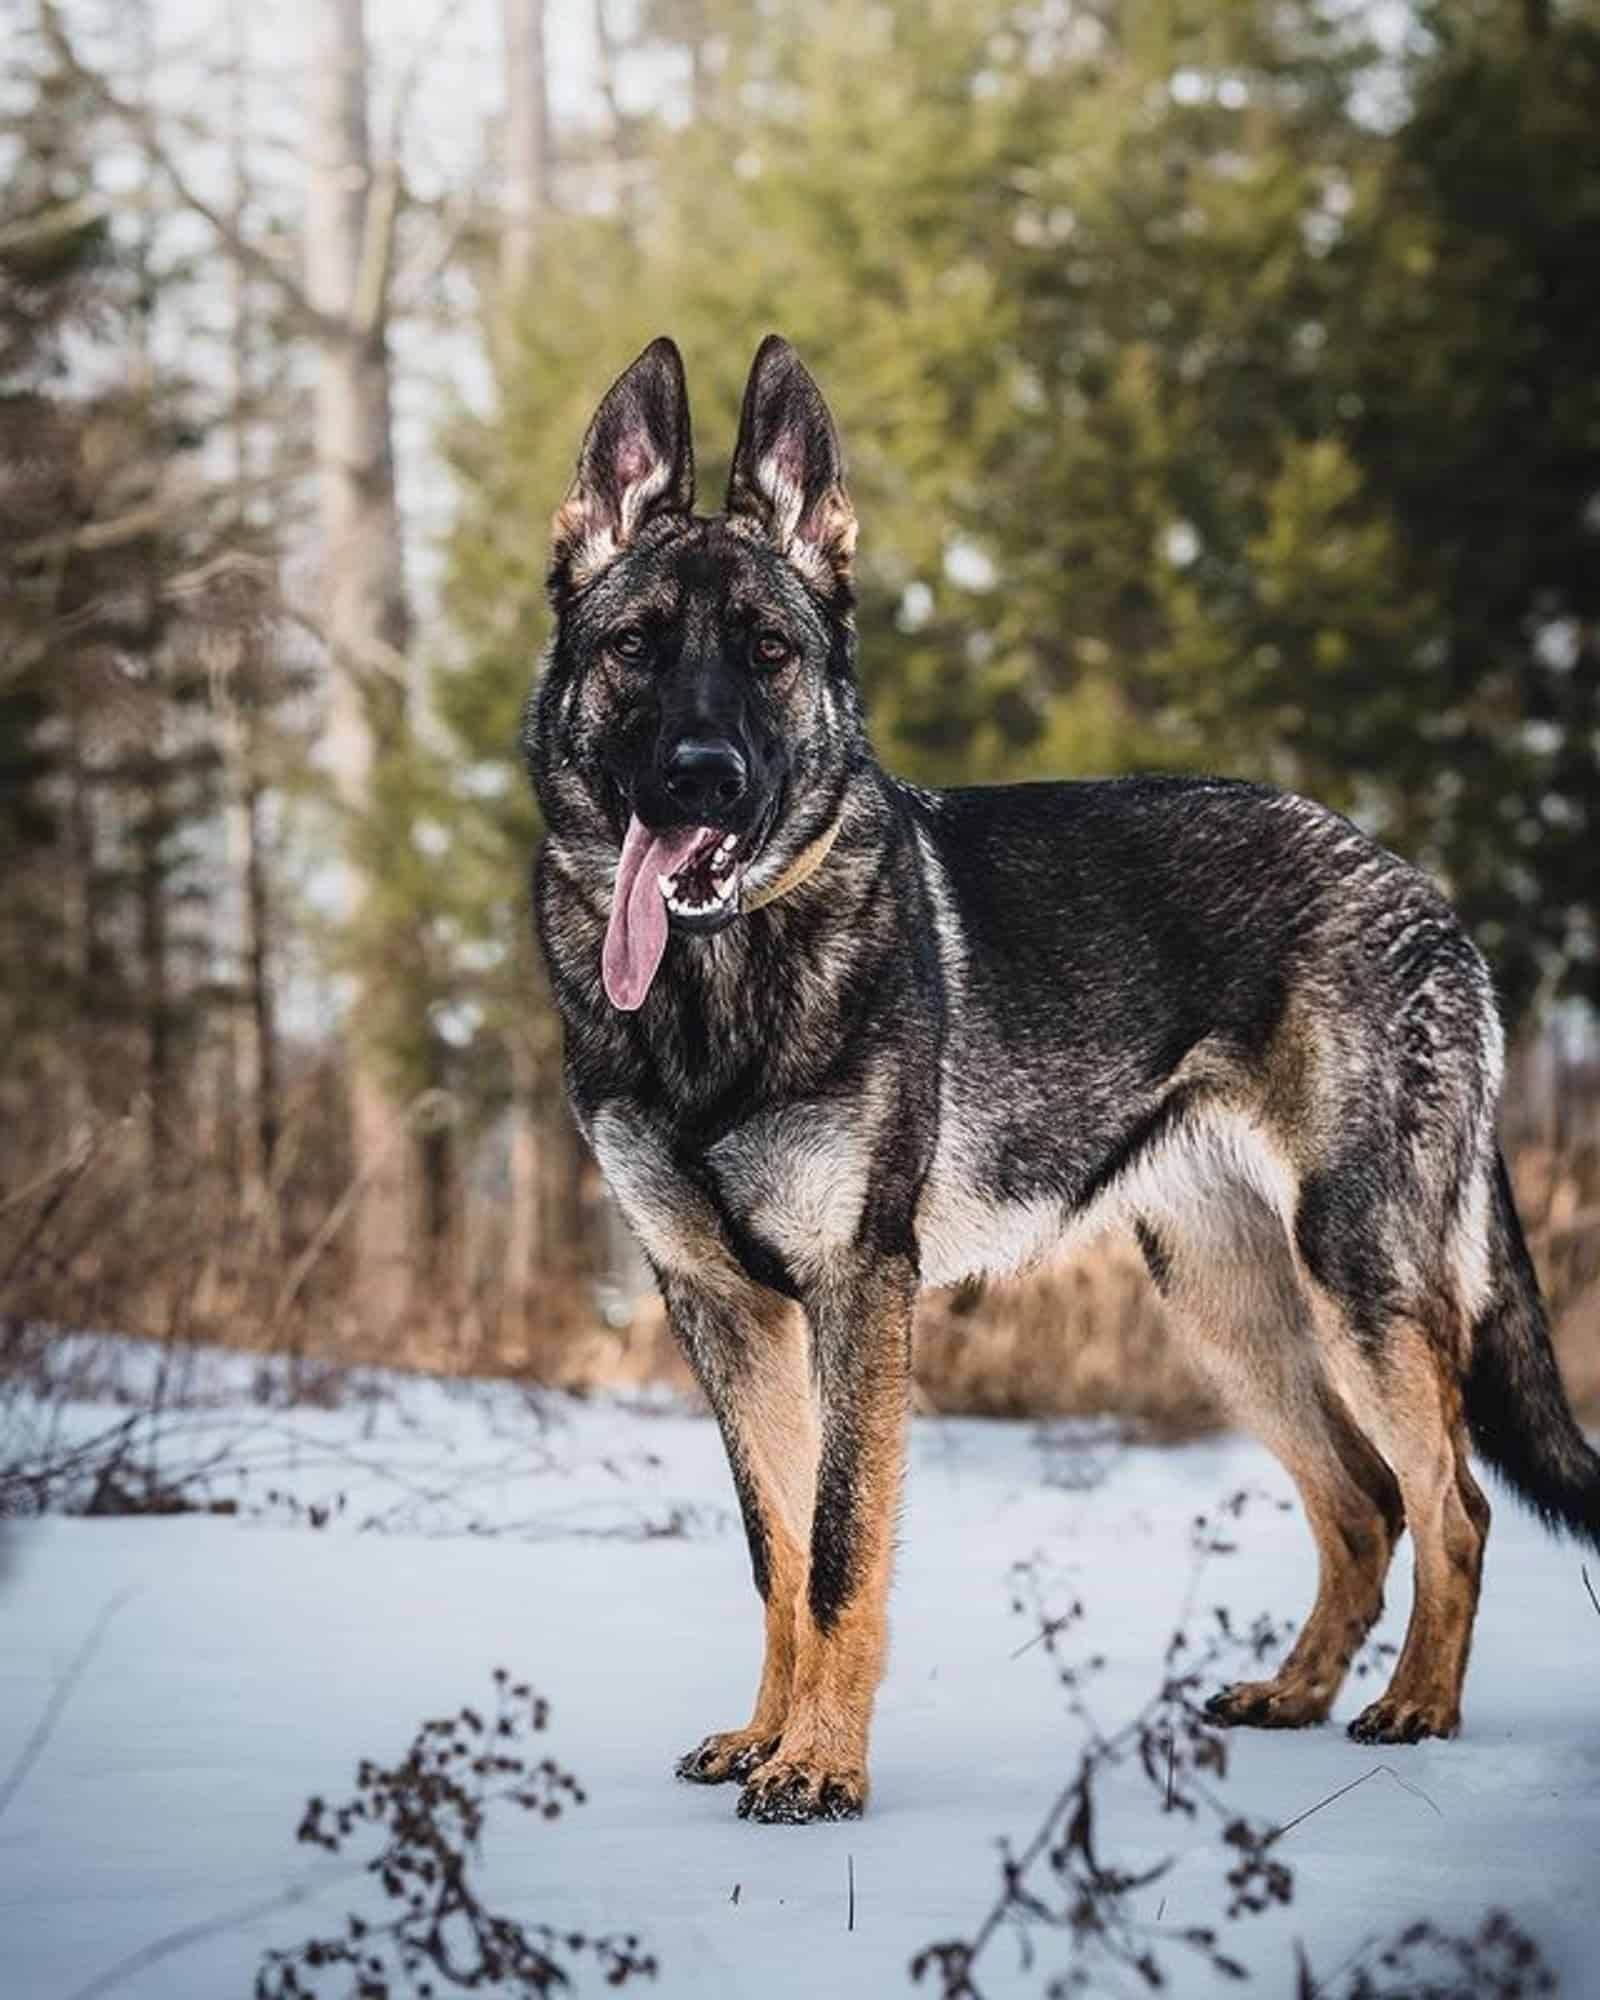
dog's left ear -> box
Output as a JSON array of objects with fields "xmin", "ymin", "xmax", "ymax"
[
  {"xmin": 725, "ymin": 335, "xmax": 856, "ymax": 591},
  {"xmin": 551, "ymin": 336, "xmax": 695, "ymax": 591}
]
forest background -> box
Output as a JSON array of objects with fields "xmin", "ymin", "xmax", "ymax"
[{"xmin": 3, "ymin": 0, "xmax": 1597, "ymax": 1426}]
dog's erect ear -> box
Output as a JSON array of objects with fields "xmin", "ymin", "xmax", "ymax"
[
  {"xmin": 550, "ymin": 337, "xmax": 694, "ymax": 589},
  {"xmin": 725, "ymin": 335, "xmax": 856, "ymax": 590}
]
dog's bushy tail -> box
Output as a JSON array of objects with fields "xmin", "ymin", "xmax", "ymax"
[{"xmin": 1464, "ymin": 1150, "xmax": 1600, "ymax": 1551}]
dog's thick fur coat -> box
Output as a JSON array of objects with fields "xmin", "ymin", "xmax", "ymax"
[{"xmin": 525, "ymin": 336, "xmax": 1600, "ymax": 1824}]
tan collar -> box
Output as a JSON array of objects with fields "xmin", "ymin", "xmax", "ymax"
[{"xmin": 741, "ymin": 816, "xmax": 842, "ymax": 913}]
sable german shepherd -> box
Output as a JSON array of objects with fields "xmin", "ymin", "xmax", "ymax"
[{"xmin": 525, "ymin": 334, "xmax": 1600, "ymax": 1824}]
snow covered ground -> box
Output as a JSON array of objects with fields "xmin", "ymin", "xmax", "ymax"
[{"xmin": 2, "ymin": 1345, "xmax": 1597, "ymax": 1998}]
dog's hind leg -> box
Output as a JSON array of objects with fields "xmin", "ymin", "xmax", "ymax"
[
  {"xmin": 1317, "ymin": 1306, "xmax": 1489, "ymax": 1744},
  {"xmin": 737, "ymin": 1252, "xmax": 914, "ymax": 1825},
  {"xmin": 1293, "ymin": 1148, "xmax": 1493, "ymax": 1742},
  {"xmin": 1137, "ymin": 1187, "xmax": 1403, "ymax": 1729},
  {"xmin": 665, "ymin": 1276, "xmax": 821, "ymax": 1787}
]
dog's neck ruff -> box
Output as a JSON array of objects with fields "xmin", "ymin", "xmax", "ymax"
[{"xmin": 742, "ymin": 815, "xmax": 841, "ymax": 913}]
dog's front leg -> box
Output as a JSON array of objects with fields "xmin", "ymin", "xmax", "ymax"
[
  {"xmin": 737, "ymin": 1252, "xmax": 914, "ymax": 1825},
  {"xmin": 662, "ymin": 1271, "xmax": 820, "ymax": 1788}
]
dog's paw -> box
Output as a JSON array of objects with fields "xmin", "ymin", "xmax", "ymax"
[
  {"xmin": 675, "ymin": 1730, "xmax": 779, "ymax": 1786},
  {"xmin": 736, "ymin": 1755, "xmax": 866, "ymax": 1825},
  {"xmin": 1204, "ymin": 1676, "xmax": 1333, "ymax": 1730},
  {"xmin": 1347, "ymin": 1693, "xmax": 1458, "ymax": 1745}
]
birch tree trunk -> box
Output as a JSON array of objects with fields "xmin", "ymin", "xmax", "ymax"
[
  {"xmin": 499, "ymin": 0, "xmax": 548, "ymax": 292},
  {"xmin": 497, "ymin": 0, "xmax": 568, "ymax": 1339},
  {"xmin": 304, "ymin": 0, "xmax": 415, "ymax": 1336},
  {"xmin": 497, "ymin": 0, "xmax": 649, "ymax": 1330},
  {"xmin": 128, "ymin": 0, "xmax": 175, "ymax": 1184}
]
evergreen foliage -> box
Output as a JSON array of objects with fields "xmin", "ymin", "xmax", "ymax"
[
  {"xmin": 441, "ymin": 0, "xmax": 1600, "ymax": 1044},
  {"xmin": 0, "ymin": 22, "xmax": 268, "ymax": 1148}
]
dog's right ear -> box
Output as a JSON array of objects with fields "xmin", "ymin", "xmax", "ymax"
[
  {"xmin": 550, "ymin": 337, "xmax": 695, "ymax": 591},
  {"xmin": 725, "ymin": 334, "xmax": 856, "ymax": 595}
]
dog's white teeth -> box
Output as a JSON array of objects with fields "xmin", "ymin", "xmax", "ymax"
[{"xmin": 661, "ymin": 871, "xmax": 738, "ymax": 919}]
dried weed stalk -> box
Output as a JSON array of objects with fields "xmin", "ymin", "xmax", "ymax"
[{"xmin": 256, "ymin": 1671, "xmax": 656, "ymax": 1999}]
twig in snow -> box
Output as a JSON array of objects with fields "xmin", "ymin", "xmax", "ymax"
[
  {"xmin": 0, "ymin": 1587, "xmax": 135, "ymax": 1821},
  {"xmin": 1583, "ymin": 1564, "xmax": 1599, "ymax": 1621},
  {"xmin": 1268, "ymin": 1763, "xmax": 1440, "ymax": 1848},
  {"xmin": 1010, "ymin": 1609, "xmax": 1080, "ymax": 1661},
  {"xmin": 848, "ymin": 1853, "xmax": 856, "ymax": 1933},
  {"xmin": 64, "ymin": 1883, "xmax": 324, "ymax": 2000}
]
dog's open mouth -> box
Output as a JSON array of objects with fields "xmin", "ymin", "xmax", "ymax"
[
  {"xmin": 659, "ymin": 825, "xmax": 743, "ymax": 922},
  {"xmin": 602, "ymin": 809, "xmax": 773, "ymax": 1011}
]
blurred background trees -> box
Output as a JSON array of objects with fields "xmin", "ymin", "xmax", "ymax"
[{"xmin": 2, "ymin": 0, "xmax": 1597, "ymax": 1397}]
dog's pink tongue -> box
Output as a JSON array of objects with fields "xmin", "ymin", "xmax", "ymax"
[{"xmin": 603, "ymin": 817, "xmax": 708, "ymax": 1011}]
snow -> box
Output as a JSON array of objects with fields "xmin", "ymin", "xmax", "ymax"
[{"xmin": 2, "ymin": 1351, "xmax": 1598, "ymax": 1998}]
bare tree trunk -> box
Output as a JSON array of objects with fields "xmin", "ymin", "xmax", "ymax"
[
  {"xmin": 62, "ymin": 704, "xmax": 100, "ymax": 1128},
  {"xmin": 593, "ymin": 0, "xmax": 623, "ymax": 142},
  {"xmin": 219, "ymin": 683, "xmax": 279, "ymax": 1199},
  {"xmin": 129, "ymin": 0, "xmax": 173, "ymax": 1182},
  {"xmin": 242, "ymin": 767, "xmax": 279, "ymax": 1177},
  {"xmin": 223, "ymin": 0, "xmax": 279, "ymax": 1207},
  {"xmin": 305, "ymin": 0, "xmax": 415, "ymax": 1339},
  {"xmin": 497, "ymin": 0, "xmax": 567, "ymax": 1344},
  {"xmin": 502, "ymin": 1028, "xmax": 540, "ymax": 1345},
  {"xmin": 540, "ymin": 1101, "xmax": 589, "ymax": 1280},
  {"xmin": 499, "ymin": 0, "xmax": 548, "ymax": 290},
  {"xmin": 135, "ymin": 743, "xmax": 174, "ymax": 1176}
]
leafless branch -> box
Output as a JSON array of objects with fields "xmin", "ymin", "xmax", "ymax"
[
  {"xmin": 349, "ymin": 0, "xmax": 473, "ymax": 339},
  {"xmin": 0, "ymin": 192, "xmax": 114, "ymax": 254},
  {"xmin": 350, "ymin": 160, "xmax": 403, "ymax": 341},
  {"xmin": 269, "ymin": 1089, "xmax": 456, "ymax": 1330},
  {"xmin": 281, "ymin": 595, "xmax": 410, "ymax": 693},
  {"xmin": 384, "ymin": 0, "xmax": 473, "ymax": 173},
  {"xmin": 390, "ymin": 181, "xmax": 493, "ymax": 325},
  {"xmin": 37, "ymin": 1, "xmax": 345, "ymax": 343},
  {"xmin": 11, "ymin": 495, "xmax": 174, "ymax": 563},
  {"xmin": 593, "ymin": 0, "xmax": 627, "ymax": 147}
]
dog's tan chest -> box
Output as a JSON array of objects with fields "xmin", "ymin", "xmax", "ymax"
[
  {"xmin": 913, "ymin": 1172, "xmax": 1064, "ymax": 1289},
  {"xmin": 706, "ymin": 1106, "xmax": 872, "ymax": 1285}
]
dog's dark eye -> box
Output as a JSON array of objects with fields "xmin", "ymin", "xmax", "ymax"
[
  {"xmin": 752, "ymin": 629, "xmax": 792, "ymax": 669},
  {"xmin": 610, "ymin": 626, "xmax": 647, "ymax": 661}
]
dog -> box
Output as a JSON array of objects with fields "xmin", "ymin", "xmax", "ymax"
[{"xmin": 523, "ymin": 333, "xmax": 1600, "ymax": 1825}]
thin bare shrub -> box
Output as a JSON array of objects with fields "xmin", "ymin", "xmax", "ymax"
[
  {"xmin": 912, "ymin": 1495, "xmax": 1557, "ymax": 1999},
  {"xmin": 255, "ymin": 1670, "xmax": 656, "ymax": 1999}
]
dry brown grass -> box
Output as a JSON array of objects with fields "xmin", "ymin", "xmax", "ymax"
[
  {"xmin": 2, "ymin": 1082, "xmax": 1595, "ymax": 1431},
  {"xmin": 596, "ymin": 1137, "xmax": 1600, "ymax": 1432},
  {"xmin": 908, "ymin": 1130, "xmax": 1600, "ymax": 1428},
  {"xmin": 911, "ymin": 1243, "xmax": 1220, "ymax": 1434},
  {"xmin": 1510, "ymin": 1138, "xmax": 1600, "ymax": 1417}
]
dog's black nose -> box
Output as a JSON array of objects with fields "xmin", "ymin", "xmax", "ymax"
[{"xmin": 664, "ymin": 738, "xmax": 747, "ymax": 814}]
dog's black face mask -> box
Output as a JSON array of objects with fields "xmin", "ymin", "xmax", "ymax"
[{"xmin": 528, "ymin": 335, "xmax": 863, "ymax": 1011}]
